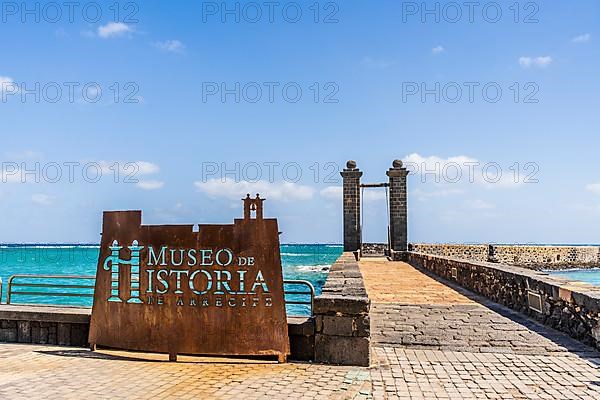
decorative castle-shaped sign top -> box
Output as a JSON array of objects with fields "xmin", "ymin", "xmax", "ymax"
[
  {"xmin": 244, "ymin": 193, "xmax": 264, "ymax": 220},
  {"xmin": 88, "ymin": 194, "xmax": 289, "ymax": 362}
]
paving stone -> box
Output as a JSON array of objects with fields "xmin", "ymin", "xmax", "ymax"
[
  {"xmin": 1, "ymin": 258, "xmax": 599, "ymax": 399},
  {"xmin": 362, "ymin": 259, "xmax": 600, "ymax": 399},
  {"xmin": 0, "ymin": 343, "xmax": 374, "ymax": 399}
]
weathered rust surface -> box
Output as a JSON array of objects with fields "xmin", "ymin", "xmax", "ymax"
[{"xmin": 88, "ymin": 195, "xmax": 290, "ymax": 360}]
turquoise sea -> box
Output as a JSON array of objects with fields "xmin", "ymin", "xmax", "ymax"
[
  {"xmin": 0, "ymin": 244, "xmax": 343, "ymax": 316},
  {"xmin": 549, "ymin": 269, "xmax": 600, "ymax": 286}
]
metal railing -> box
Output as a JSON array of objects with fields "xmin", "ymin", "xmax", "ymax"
[
  {"xmin": 283, "ymin": 279, "xmax": 316, "ymax": 316},
  {"xmin": 6, "ymin": 275, "xmax": 96, "ymax": 306},
  {"xmin": 3, "ymin": 274, "xmax": 316, "ymax": 316}
]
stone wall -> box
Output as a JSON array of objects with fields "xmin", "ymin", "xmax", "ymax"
[
  {"xmin": 387, "ymin": 162, "xmax": 409, "ymax": 252},
  {"xmin": 1, "ymin": 256, "xmax": 372, "ymax": 366},
  {"xmin": 314, "ymin": 252, "xmax": 371, "ymax": 366},
  {"xmin": 287, "ymin": 317, "xmax": 315, "ymax": 361},
  {"xmin": 0, "ymin": 305, "xmax": 90, "ymax": 346},
  {"xmin": 409, "ymin": 243, "xmax": 600, "ymax": 268},
  {"xmin": 408, "ymin": 252, "xmax": 600, "ymax": 350},
  {"xmin": 408, "ymin": 244, "xmax": 489, "ymax": 262},
  {"xmin": 491, "ymin": 245, "xmax": 600, "ymax": 267},
  {"xmin": 361, "ymin": 243, "xmax": 387, "ymax": 256},
  {"xmin": 341, "ymin": 164, "xmax": 362, "ymax": 252},
  {"xmin": 0, "ymin": 305, "xmax": 318, "ymax": 362}
]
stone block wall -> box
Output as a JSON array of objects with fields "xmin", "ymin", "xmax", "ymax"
[
  {"xmin": 314, "ymin": 252, "xmax": 371, "ymax": 366},
  {"xmin": 341, "ymin": 166, "xmax": 362, "ymax": 252},
  {"xmin": 0, "ymin": 320, "xmax": 89, "ymax": 346},
  {"xmin": 408, "ymin": 244, "xmax": 489, "ymax": 262},
  {"xmin": 287, "ymin": 317, "xmax": 315, "ymax": 361},
  {"xmin": 387, "ymin": 163, "xmax": 409, "ymax": 253},
  {"xmin": 408, "ymin": 252, "xmax": 600, "ymax": 349},
  {"xmin": 1, "ymin": 257, "xmax": 373, "ymax": 366},
  {"xmin": 492, "ymin": 245, "xmax": 600, "ymax": 267},
  {"xmin": 409, "ymin": 243, "xmax": 600, "ymax": 268},
  {"xmin": 0, "ymin": 305, "xmax": 318, "ymax": 362},
  {"xmin": 361, "ymin": 243, "xmax": 387, "ymax": 256},
  {"xmin": 0, "ymin": 306, "xmax": 90, "ymax": 346}
]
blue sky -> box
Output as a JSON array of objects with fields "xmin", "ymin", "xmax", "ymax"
[{"xmin": 0, "ymin": 0, "xmax": 599, "ymax": 244}]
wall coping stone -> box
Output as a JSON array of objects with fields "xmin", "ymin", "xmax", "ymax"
[
  {"xmin": 313, "ymin": 252, "xmax": 371, "ymax": 366},
  {"xmin": 412, "ymin": 243, "xmax": 599, "ymax": 248},
  {"xmin": 409, "ymin": 243, "xmax": 600, "ymax": 268},
  {"xmin": 0, "ymin": 305, "xmax": 316, "ymax": 330},
  {"xmin": 0, "ymin": 305, "xmax": 91, "ymax": 324},
  {"xmin": 315, "ymin": 252, "xmax": 370, "ymax": 314},
  {"xmin": 409, "ymin": 252, "xmax": 600, "ymax": 302}
]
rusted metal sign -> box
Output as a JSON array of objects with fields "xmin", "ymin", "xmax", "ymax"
[{"xmin": 88, "ymin": 195, "xmax": 290, "ymax": 362}]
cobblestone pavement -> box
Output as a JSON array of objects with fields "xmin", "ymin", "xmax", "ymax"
[
  {"xmin": 371, "ymin": 347, "xmax": 600, "ymax": 400},
  {"xmin": 1, "ymin": 259, "xmax": 599, "ymax": 399},
  {"xmin": 0, "ymin": 344, "xmax": 372, "ymax": 399},
  {"xmin": 360, "ymin": 259, "xmax": 600, "ymax": 399}
]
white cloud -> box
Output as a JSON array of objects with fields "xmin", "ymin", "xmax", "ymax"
[
  {"xmin": 320, "ymin": 186, "xmax": 342, "ymax": 200},
  {"xmin": 362, "ymin": 56, "xmax": 394, "ymax": 69},
  {"xmin": 136, "ymin": 180, "xmax": 165, "ymax": 190},
  {"xmin": 135, "ymin": 161, "xmax": 160, "ymax": 175},
  {"xmin": 32, "ymin": 194, "xmax": 55, "ymax": 206},
  {"xmin": 571, "ymin": 202, "xmax": 600, "ymax": 216},
  {"xmin": 149, "ymin": 202, "xmax": 192, "ymax": 223},
  {"xmin": 320, "ymin": 186, "xmax": 386, "ymax": 203},
  {"xmin": 0, "ymin": 76, "xmax": 19, "ymax": 93},
  {"xmin": 363, "ymin": 190, "xmax": 386, "ymax": 202},
  {"xmin": 0, "ymin": 76, "xmax": 15, "ymax": 85},
  {"xmin": 85, "ymin": 85, "xmax": 100, "ymax": 99},
  {"xmin": 413, "ymin": 188, "xmax": 464, "ymax": 202},
  {"xmin": 475, "ymin": 171, "xmax": 525, "ymax": 190},
  {"xmin": 80, "ymin": 30, "xmax": 95, "ymax": 38},
  {"xmin": 97, "ymin": 161, "xmax": 160, "ymax": 176},
  {"xmin": 154, "ymin": 40, "xmax": 186, "ymax": 53},
  {"xmin": 572, "ymin": 33, "xmax": 591, "ymax": 43},
  {"xmin": 403, "ymin": 153, "xmax": 479, "ymax": 181},
  {"xmin": 586, "ymin": 183, "xmax": 600, "ymax": 195},
  {"xmin": 1, "ymin": 160, "xmax": 160, "ymax": 184},
  {"xmin": 404, "ymin": 153, "xmax": 479, "ymax": 167},
  {"xmin": 195, "ymin": 179, "xmax": 315, "ymax": 202},
  {"xmin": 1, "ymin": 166, "xmax": 22, "ymax": 183},
  {"xmin": 97, "ymin": 22, "xmax": 134, "ymax": 38},
  {"xmin": 432, "ymin": 45, "xmax": 444, "ymax": 54},
  {"xmin": 4, "ymin": 150, "xmax": 42, "ymax": 159},
  {"xmin": 519, "ymin": 56, "xmax": 552, "ymax": 68},
  {"xmin": 467, "ymin": 199, "xmax": 495, "ymax": 210},
  {"xmin": 55, "ymin": 28, "xmax": 68, "ymax": 38},
  {"xmin": 403, "ymin": 153, "xmax": 523, "ymax": 189}
]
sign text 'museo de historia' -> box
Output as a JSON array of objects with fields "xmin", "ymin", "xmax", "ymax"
[{"xmin": 103, "ymin": 242, "xmax": 273, "ymax": 308}]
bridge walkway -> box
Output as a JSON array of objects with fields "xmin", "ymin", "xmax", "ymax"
[{"xmin": 360, "ymin": 258, "xmax": 600, "ymax": 399}]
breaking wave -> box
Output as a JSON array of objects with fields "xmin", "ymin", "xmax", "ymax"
[{"xmin": 292, "ymin": 264, "xmax": 331, "ymax": 273}]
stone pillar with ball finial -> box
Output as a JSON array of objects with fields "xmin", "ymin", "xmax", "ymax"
[
  {"xmin": 387, "ymin": 159, "xmax": 409, "ymax": 258},
  {"xmin": 340, "ymin": 160, "xmax": 362, "ymax": 252}
]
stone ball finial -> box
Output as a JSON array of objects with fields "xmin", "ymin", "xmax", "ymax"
[
  {"xmin": 346, "ymin": 160, "xmax": 357, "ymax": 169},
  {"xmin": 392, "ymin": 159, "xmax": 403, "ymax": 169}
]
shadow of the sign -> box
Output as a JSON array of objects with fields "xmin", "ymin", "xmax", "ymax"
[
  {"xmin": 36, "ymin": 349, "xmax": 281, "ymax": 365},
  {"xmin": 35, "ymin": 349, "xmax": 148, "ymax": 362}
]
